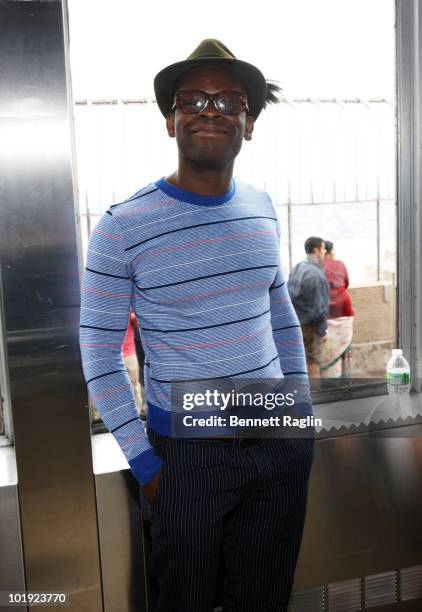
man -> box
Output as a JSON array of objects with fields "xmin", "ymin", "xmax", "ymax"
[
  {"xmin": 287, "ymin": 236, "xmax": 329, "ymax": 378},
  {"xmin": 80, "ymin": 39, "xmax": 314, "ymax": 611}
]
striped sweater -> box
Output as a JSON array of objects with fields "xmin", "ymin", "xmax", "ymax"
[{"xmin": 80, "ymin": 177, "xmax": 308, "ymax": 485}]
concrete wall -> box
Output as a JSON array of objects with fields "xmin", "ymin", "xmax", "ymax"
[{"xmin": 348, "ymin": 281, "xmax": 396, "ymax": 376}]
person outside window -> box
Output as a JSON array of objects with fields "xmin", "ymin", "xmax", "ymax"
[
  {"xmin": 323, "ymin": 240, "xmax": 354, "ymax": 318},
  {"xmin": 287, "ymin": 236, "xmax": 329, "ymax": 378},
  {"xmin": 320, "ymin": 240, "xmax": 355, "ymax": 377}
]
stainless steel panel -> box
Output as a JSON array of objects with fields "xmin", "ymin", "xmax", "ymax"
[
  {"xmin": 397, "ymin": 0, "xmax": 422, "ymax": 389},
  {"xmin": 294, "ymin": 427, "xmax": 422, "ymax": 589},
  {"xmin": 0, "ymin": 272, "xmax": 13, "ymax": 439},
  {"xmin": 92, "ymin": 427, "xmax": 422, "ymax": 610},
  {"xmin": 0, "ymin": 1, "xmax": 102, "ymax": 609},
  {"xmin": 0, "ymin": 485, "xmax": 26, "ymax": 612},
  {"xmin": 95, "ymin": 471, "xmax": 148, "ymax": 612}
]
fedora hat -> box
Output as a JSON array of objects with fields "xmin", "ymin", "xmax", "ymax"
[{"xmin": 154, "ymin": 39, "xmax": 268, "ymax": 120}]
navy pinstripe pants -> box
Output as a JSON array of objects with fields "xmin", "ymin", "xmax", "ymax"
[{"xmin": 148, "ymin": 429, "xmax": 314, "ymax": 612}]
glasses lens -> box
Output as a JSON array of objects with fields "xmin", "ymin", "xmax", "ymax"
[
  {"xmin": 178, "ymin": 91, "xmax": 207, "ymax": 114},
  {"xmin": 175, "ymin": 91, "xmax": 247, "ymax": 115},
  {"xmin": 215, "ymin": 92, "xmax": 244, "ymax": 115}
]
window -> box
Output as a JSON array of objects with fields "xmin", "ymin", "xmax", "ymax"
[{"xmin": 68, "ymin": 0, "xmax": 406, "ymax": 429}]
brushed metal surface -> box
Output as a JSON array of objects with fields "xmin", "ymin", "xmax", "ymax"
[
  {"xmin": 0, "ymin": 1, "xmax": 102, "ymax": 609},
  {"xmin": 294, "ymin": 429, "xmax": 422, "ymax": 589},
  {"xmin": 396, "ymin": 0, "xmax": 422, "ymax": 389},
  {"xmin": 95, "ymin": 471, "xmax": 148, "ymax": 612},
  {"xmin": 91, "ymin": 427, "xmax": 422, "ymax": 610},
  {"xmin": 0, "ymin": 485, "xmax": 25, "ymax": 612}
]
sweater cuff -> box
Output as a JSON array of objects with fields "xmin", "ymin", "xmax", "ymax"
[{"xmin": 128, "ymin": 448, "xmax": 164, "ymax": 486}]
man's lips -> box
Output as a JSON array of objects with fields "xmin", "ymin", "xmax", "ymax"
[{"xmin": 190, "ymin": 124, "xmax": 228, "ymax": 135}]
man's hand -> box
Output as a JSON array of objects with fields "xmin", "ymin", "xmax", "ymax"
[{"xmin": 143, "ymin": 467, "xmax": 163, "ymax": 504}]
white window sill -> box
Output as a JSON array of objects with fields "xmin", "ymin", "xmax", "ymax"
[
  {"xmin": 91, "ymin": 431, "xmax": 130, "ymax": 475},
  {"xmin": 0, "ymin": 444, "xmax": 17, "ymax": 487}
]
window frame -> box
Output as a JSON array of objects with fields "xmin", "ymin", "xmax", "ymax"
[
  {"xmin": 2, "ymin": 0, "xmax": 420, "ymax": 444},
  {"xmin": 396, "ymin": 0, "xmax": 422, "ymax": 392},
  {"xmin": 0, "ymin": 266, "xmax": 13, "ymax": 445}
]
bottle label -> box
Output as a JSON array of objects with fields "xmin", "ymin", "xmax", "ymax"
[{"xmin": 386, "ymin": 371, "xmax": 410, "ymax": 385}]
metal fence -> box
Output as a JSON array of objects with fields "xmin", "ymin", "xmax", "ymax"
[{"xmin": 73, "ymin": 97, "xmax": 396, "ymax": 283}]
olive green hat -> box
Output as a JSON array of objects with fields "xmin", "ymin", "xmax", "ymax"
[{"xmin": 153, "ymin": 38, "xmax": 268, "ymax": 120}]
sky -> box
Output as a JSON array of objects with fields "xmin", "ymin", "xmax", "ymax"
[{"xmin": 67, "ymin": 0, "xmax": 396, "ymax": 100}]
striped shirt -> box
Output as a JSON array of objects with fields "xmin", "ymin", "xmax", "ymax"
[{"xmin": 80, "ymin": 177, "xmax": 308, "ymax": 485}]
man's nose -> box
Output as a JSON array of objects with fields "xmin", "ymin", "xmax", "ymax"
[{"xmin": 201, "ymin": 96, "xmax": 221, "ymax": 118}]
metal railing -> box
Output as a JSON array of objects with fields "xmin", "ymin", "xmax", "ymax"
[{"xmin": 73, "ymin": 97, "xmax": 396, "ymax": 282}]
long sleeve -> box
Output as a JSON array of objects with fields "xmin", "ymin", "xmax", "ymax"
[
  {"xmin": 269, "ymin": 261, "xmax": 312, "ymax": 411},
  {"xmin": 79, "ymin": 210, "xmax": 163, "ymax": 485},
  {"xmin": 268, "ymin": 205, "xmax": 307, "ymax": 379},
  {"xmin": 269, "ymin": 263, "xmax": 308, "ymax": 377}
]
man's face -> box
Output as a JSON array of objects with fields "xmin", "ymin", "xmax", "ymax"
[
  {"xmin": 314, "ymin": 242, "xmax": 327, "ymax": 261},
  {"xmin": 166, "ymin": 65, "xmax": 255, "ymax": 169}
]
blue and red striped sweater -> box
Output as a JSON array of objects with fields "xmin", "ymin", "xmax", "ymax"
[{"xmin": 80, "ymin": 177, "xmax": 308, "ymax": 485}]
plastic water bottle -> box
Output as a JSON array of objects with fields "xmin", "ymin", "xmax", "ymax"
[{"xmin": 386, "ymin": 349, "xmax": 411, "ymax": 396}]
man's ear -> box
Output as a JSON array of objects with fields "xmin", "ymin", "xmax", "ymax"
[
  {"xmin": 244, "ymin": 115, "xmax": 255, "ymax": 141},
  {"xmin": 166, "ymin": 112, "xmax": 176, "ymax": 138}
]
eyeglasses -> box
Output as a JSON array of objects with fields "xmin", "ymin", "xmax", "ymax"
[{"xmin": 172, "ymin": 90, "xmax": 249, "ymax": 115}]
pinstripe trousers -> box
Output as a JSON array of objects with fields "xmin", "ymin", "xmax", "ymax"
[{"xmin": 147, "ymin": 429, "xmax": 314, "ymax": 612}]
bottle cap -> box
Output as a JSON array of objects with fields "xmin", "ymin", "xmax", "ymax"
[{"xmin": 392, "ymin": 348, "xmax": 403, "ymax": 356}]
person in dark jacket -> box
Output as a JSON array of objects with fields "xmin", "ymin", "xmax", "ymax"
[{"xmin": 288, "ymin": 236, "xmax": 329, "ymax": 377}]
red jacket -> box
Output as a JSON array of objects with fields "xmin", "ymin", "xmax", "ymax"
[
  {"xmin": 122, "ymin": 311, "xmax": 138, "ymax": 357},
  {"xmin": 323, "ymin": 259, "xmax": 355, "ymax": 318}
]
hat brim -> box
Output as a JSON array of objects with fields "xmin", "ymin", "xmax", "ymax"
[{"xmin": 154, "ymin": 58, "xmax": 267, "ymax": 120}]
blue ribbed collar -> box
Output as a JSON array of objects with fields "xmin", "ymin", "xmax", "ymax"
[{"xmin": 155, "ymin": 176, "xmax": 235, "ymax": 206}]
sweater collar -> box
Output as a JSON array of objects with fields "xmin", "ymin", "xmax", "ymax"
[{"xmin": 154, "ymin": 176, "xmax": 235, "ymax": 206}]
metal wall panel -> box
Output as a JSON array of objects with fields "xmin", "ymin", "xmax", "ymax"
[
  {"xmin": 397, "ymin": 0, "xmax": 422, "ymax": 389},
  {"xmin": 93, "ymin": 428, "xmax": 422, "ymax": 611},
  {"xmin": 294, "ymin": 429, "xmax": 422, "ymax": 590},
  {"xmin": 0, "ymin": 485, "xmax": 26, "ymax": 612},
  {"xmin": 0, "ymin": 2, "xmax": 102, "ymax": 609},
  {"xmin": 95, "ymin": 472, "xmax": 148, "ymax": 612}
]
